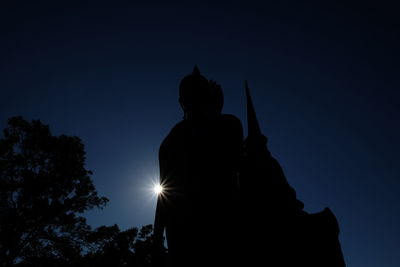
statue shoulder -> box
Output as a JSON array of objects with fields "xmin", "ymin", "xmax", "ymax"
[
  {"xmin": 159, "ymin": 120, "xmax": 187, "ymax": 151},
  {"xmin": 219, "ymin": 114, "xmax": 243, "ymax": 131},
  {"xmin": 168, "ymin": 120, "xmax": 189, "ymax": 137}
]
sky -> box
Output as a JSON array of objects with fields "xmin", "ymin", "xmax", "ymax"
[{"xmin": 1, "ymin": 1, "xmax": 399, "ymax": 266}]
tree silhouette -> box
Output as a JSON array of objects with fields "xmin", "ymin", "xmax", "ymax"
[
  {"xmin": 0, "ymin": 117, "xmax": 167, "ymax": 267},
  {"xmin": 82, "ymin": 224, "xmax": 160, "ymax": 267},
  {"xmin": 0, "ymin": 117, "xmax": 108, "ymax": 266}
]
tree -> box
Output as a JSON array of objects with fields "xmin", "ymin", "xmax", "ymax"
[
  {"xmin": 82, "ymin": 224, "xmax": 161, "ymax": 267},
  {"xmin": 0, "ymin": 117, "xmax": 108, "ymax": 266}
]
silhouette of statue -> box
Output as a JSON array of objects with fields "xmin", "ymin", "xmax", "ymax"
[
  {"xmin": 153, "ymin": 67, "xmax": 243, "ymax": 267},
  {"xmin": 153, "ymin": 69, "xmax": 345, "ymax": 266},
  {"xmin": 240, "ymin": 82, "xmax": 346, "ymax": 266}
]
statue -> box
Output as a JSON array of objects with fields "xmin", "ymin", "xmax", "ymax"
[
  {"xmin": 153, "ymin": 67, "xmax": 243, "ymax": 267},
  {"xmin": 153, "ymin": 69, "xmax": 346, "ymax": 266}
]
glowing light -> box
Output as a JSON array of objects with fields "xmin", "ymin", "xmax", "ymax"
[{"xmin": 154, "ymin": 184, "xmax": 163, "ymax": 195}]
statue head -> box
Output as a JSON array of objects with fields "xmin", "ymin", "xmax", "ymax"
[
  {"xmin": 179, "ymin": 66, "xmax": 212, "ymax": 118},
  {"xmin": 209, "ymin": 80, "xmax": 224, "ymax": 115}
]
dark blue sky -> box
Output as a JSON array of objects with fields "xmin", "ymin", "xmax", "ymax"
[{"xmin": 1, "ymin": 1, "xmax": 399, "ymax": 266}]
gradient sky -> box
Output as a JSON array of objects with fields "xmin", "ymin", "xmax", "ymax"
[{"xmin": 1, "ymin": 1, "xmax": 399, "ymax": 266}]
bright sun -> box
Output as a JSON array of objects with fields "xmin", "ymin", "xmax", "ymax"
[{"xmin": 154, "ymin": 184, "xmax": 163, "ymax": 195}]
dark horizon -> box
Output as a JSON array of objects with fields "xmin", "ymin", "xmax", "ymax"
[{"xmin": 1, "ymin": 1, "xmax": 399, "ymax": 266}]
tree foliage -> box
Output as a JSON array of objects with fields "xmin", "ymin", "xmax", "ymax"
[
  {"xmin": 82, "ymin": 224, "xmax": 157, "ymax": 267},
  {"xmin": 0, "ymin": 117, "xmax": 165, "ymax": 267},
  {"xmin": 0, "ymin": 116, "xmax": 109, "ymax": 265}
]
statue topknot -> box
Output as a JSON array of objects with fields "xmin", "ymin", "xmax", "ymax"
[{"xmin": 179, "ymin": 66, "xmax": 212, "ymax": 117}]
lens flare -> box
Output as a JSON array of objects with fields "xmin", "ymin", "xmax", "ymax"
[{"xmin": 154, "ymin": 184, "xmax": 163, "ymax": 195}]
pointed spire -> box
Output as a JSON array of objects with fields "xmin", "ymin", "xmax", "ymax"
[
  {"xmin": 192, "ymin": 65, "xmax": 201, "ymax": 76},
  {"xmin": 245, "ymin": 80, "xmax": 262, "ymax": 137}
]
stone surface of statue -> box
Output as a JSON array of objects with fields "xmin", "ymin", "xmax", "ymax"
[{"xmin": 154, "ymin": 67, "xmax": 243, "ymax": 267}]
